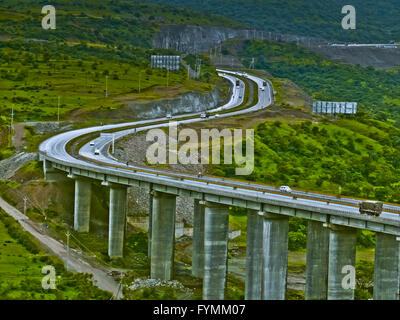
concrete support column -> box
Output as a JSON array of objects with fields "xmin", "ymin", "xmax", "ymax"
[
  {"xmin": 148, "ymin": 192, "xmax": 153, "ymax": 258},
  {"xmin": 262, "ymin": 212, "xmax": 289, "ymax": 300},
  {"xmin": 203, "ymin": 202, "xmax": 229, "ymax": 300},
  {"xmin": 305, "ymin": 221, "xmax": 330, "ymax": 300},
  {"xmin": 73, "ymin": 178, "xmax": 92, "ymax": 233},
  {"xmin": 327, "ymin": 224, "xmax": 357, "ymax": 300},
  {"xmin": 373, "ymin": 233, "xmax": 400, "ymax": 300},
  {"xmin": 192, "ymin": 200, "xmax": 205, "ymax": 278},
  {"xmin": 108, "ymin": 185, "xmax": 127, "ymax": 258},
  {"xmin": 245, "ymin": 210, "xmax": 264, "ymax": 300},
  {"xmin": 150, "ymin": 191, "xmax": 176, "ymax": 280}
]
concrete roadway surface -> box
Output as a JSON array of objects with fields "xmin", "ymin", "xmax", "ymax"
[
  {"xmin": 40, "ymin": 68, "xmax": 400, "ymax": 221},
  {"xmin": 39, "ymin": 72, "xmax": 245, "ymax": 165},
  {"xmin": 0, "ymin": 197, "xmax": 123, "ymax": 299},
  {"xmin": 16, "ymin": 68, "xmax": 395, "ymax": 300},
  {"xmin": 20, "ymin": 71, "xmax": 251, "ymax": 296},
  {"xmin": 79, "ymin": 70, "xmax": 272, "ymax": 174},
  {"xmin": 80, "ymin": 72, "xmax": 399, "ymax": 220},
  {"xmin": 217, "ymin": 69, "xmax": 273, "ymax": 109},
  {"xmin": 40, "ymin": 71, "xmax": 251, "ymax": 179}
]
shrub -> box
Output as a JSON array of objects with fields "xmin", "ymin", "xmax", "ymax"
[
  {"xmin": 126, "ymin": 232, "xmax": 148, "ymax": 255},
  {"xmin": 357, "ymin": 230, "xmax": 375, "ymax": 248}
]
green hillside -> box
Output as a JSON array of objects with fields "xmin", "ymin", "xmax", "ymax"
[
  {"xmin": 214, "ymin": 117, "xmax": 400, "ymax": 204},
  {"xmin": 0, "ymin": 211, "xmax": 111, "ymax": 299},
  {"xmin": 142, "ymin": 0, "xmax": 400, "ymax": 43},
  {"xmin": 0, "ymin": 0, "xmax": 242, "ymax": 47},
  {"xmin": 238, "ymin": 39, "xmax": 400, "ymax": 127},
  {"xmin": 0, "ymin": 1, "xmax": 238, "ymax": 127},
  {"xmin": 0, "ymin": 41, "xmax": 222, "ymax": 124}
]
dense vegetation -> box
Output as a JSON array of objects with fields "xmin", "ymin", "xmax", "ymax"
[
  {"xmin": 239, "ymin": 39, "xmax": 400, "ymax": 127},
  {"xmin": 216, "ymin": 118, "xmax": 400, "ymax": 203},
  {"xmin": 0, "ymin": 210, "xmax": 111, "ymax": 299},
  {"xmin": 0, "ymin": 125, "xmax": 12, "ymax": 160},
  {"xmin": 0, "ymin": 0, "xmax": 241, "ymax": 47},
  {"xmin": 143, "ymin": 0, "xmax": 400, "ymax": 43}
]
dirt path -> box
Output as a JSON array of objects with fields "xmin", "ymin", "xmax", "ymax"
[{"xmin": 0, "ymin": 197, "xmax": 123, "ymax": 299}]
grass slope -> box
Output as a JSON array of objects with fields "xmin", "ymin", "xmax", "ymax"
[
  {"xmin": 214, "ymin": 117, "xmax": 400, "ymax": 203},
  {"xmin": 0, "ymin": 0, "xmax": 242, "ymax": 46},
  {"xmin": 0, "ymin": 41, "xmax": 224, "ymax": 123}
]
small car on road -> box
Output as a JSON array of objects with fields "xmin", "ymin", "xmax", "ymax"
[
  {"xmin": 279, "ymin": 186, "xmax": 292, "ymax": 193},
  {"xmin": 200, "ymin": 111, "xmax": 210, "ymax": 118}
]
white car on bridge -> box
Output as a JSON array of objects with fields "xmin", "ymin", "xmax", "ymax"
[{"xmin": 279, "ymin": 186, "xmax": 292, "ymax": 193}]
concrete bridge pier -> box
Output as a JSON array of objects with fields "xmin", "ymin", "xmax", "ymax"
[
  {"xmin": 305, "ymin": 221, "xmax": 330, "ymax": 300},
  {"xmin": 42, "ymin": 159, "xmax": 51, "ymax": 177},
  {"xmin": 245, "ymin": 210, "xmax": 264, "ymax": 300},
  {"xmin": 262, "ymin": 212, "xmax": 289, "ymax": 300},
  {"xmin": 150, "ymin": 191, "xmax": 176, "ymax": 280},
  {"xmin": 373, "ymin": 233, "xmax": 400, "ymax": 300},
  {"xmin": 327, "ymin": 224, "xmax": 357, "ymax": 300},
  {"xmin": 192, "ymin": 200, "xmax": 205, "ymax": 278},
  {"xmin": 108, "ymin": 185, "xmax": 127, "ymax": 258},
  {"xmin": 73, "ymin": 178, "xmax": 92, "ymax": 233},
  {"xmin": 148, "ymin": 192, "xmax": 153, "ymax": 258},
  {"xmin": 203, "ymin": 202, "xmax": 229, "ymax": 300}
]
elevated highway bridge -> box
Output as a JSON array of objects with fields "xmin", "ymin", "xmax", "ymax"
[{"xmin": 39, "ymin": 70, "xmax": 400, "ymax": 300}]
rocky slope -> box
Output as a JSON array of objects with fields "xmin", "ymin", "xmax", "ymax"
[
  {"xmin": 153, "ymin": 25, "xmax": 400, "ymax": 69},
  {"xmin": 311, "ymin": 45, "xmax": 400, "ymax": 69},
  {"xmin": 115, "ymin": 132, "xmax": 208, "ymax": 224},
  {"xmin": 0, "ymin": 152, "xmax": 38, "ymax": 180},
  {"xmin": 152, "ymin": 25, "xmax": 320, "ymax": 53},
  {"xmin": 124, "ymin": 87, "xmax": 223, "ymax": 119}
]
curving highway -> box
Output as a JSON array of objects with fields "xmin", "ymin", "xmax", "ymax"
[{"xmin": 39, "ymin": 70, "xmax": 400, "ymax": 222}]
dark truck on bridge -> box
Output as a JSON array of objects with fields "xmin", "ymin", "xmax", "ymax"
[{"xmin": 359, "ymin": 200, "xmax": 383, "ymax": 216}]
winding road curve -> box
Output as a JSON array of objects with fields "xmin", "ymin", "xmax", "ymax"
[{"xmin": 39, "ymin": 70, "xmax": 400, "ymax": 224}]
